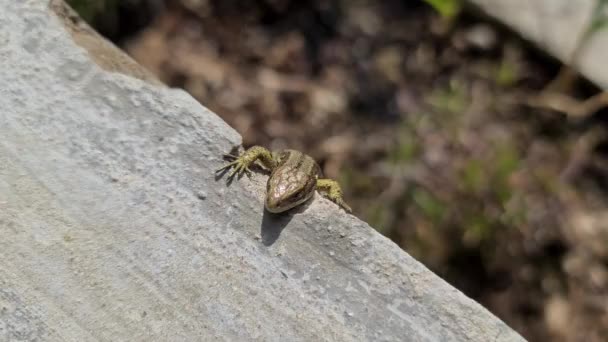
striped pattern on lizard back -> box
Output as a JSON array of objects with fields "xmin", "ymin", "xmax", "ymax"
[
  {"xmin": 265, "ymin": 150, "xmax": 320, "ymax": 213},
  {"xmin": 216, "ymin": 145, "xmax": 351, "ymax": 213}
]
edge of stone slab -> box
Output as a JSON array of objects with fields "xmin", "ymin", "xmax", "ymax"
[
  {"xmin": 13, "ymin": 0, "xmax": 527, "ymax": 340},
  {"xmin": 48, "ymin": 0, "xmax": 162, "ymax": 86},
  {"xmin": 466, "ymin": 0, "xmax": 608, "ymax": 89}
]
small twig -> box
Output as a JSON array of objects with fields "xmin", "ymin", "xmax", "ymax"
[
  {"xmin": 543, "ymin": 66, "xmax": 579, "ymax": 94},
  {"xmin": 526, "ymin": 91, "xmax": 608, "ymax": 119},
  {"xmin": 531, "ymin": 1, "xmax": 608, "ymax": 118}
]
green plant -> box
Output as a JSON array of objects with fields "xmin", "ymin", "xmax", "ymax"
[
  {"xmin": 586, "ymin": 0, "xmax": 608, "ymax": 38},
  {"xmin": 493, "ymin": 143, "xmax": 519, "ymax": 203},
  {"xmin": 496, "ymin": 58, "xmax": 518, "ymax": 87},
  {"xmin": 67, "ymin": 0, "xmax": 119, "ymax": 22},
  {"xmin": 412, "ymin": 188, "xmax": 446, "ymax": 224},
  {"xmin": 422, "ymin": 0, "xmax": 462, "ymax": 19},
  {"xmin": 389, "ymin": 123, "xmax": 420, "ymax": 164},
  {"xmin": 461, "ymin": 159, "xmax": 485, "ymax": 194},
  {"xmin": 427, "ymin": 80, "xmax": 467, "ymax": 114}
]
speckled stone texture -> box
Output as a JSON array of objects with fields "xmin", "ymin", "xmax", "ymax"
[{"xmin": 0, "ymin": 1, "xmax": 525, "ymax": 341}]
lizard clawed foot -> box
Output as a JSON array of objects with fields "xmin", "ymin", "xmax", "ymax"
[
  {"xmin": 333, "ymin": 198, "xmax": 352, "ymax": 214},
  {"xmin": 223, "ymin": 153, "xmax": 240, "ymax": 161},
  {"xmin": 216, "ymin": 146, "xmax": 276, "ymax": 181},
  {"xmin": 323, "ymin": 194, "xmax": 352, "ymax": 213},
  {"xmin": 316, "ymin": 178, "xmax": 352, "ymax": 214},
  {"xmin": 216, "ymin": 156, "xmax": 252, "ymax": 179}
]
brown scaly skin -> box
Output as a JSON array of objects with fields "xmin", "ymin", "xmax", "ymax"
[{"xmin": 217, "ymin": 146, "xmax": 352, "ymax": 213}]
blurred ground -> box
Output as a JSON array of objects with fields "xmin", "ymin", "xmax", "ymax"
[{"xmin": 69, "ymin": 0, "xmax": 608, "ymax": 340}]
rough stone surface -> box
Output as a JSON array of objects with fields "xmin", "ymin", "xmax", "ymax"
[
  {"xmin": 468, "ymin": 0, "xmax": 608, "ymax": 89},
  {"xmin": 0, "ymin": 1, "xmax": 525, "ymax": 341}
]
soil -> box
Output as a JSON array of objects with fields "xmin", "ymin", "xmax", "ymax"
[{"xmin": 79, "ymin": 0, "xmax": 608, "ymax": 340}]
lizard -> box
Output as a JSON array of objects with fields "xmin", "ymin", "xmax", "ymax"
[{"xmin": 216, "ymin": 146, "xmax": 352, "ymax": 214}]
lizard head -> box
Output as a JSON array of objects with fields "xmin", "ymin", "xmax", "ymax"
[{"xmin": 265, "ymin": 169, "xmax": 316, "ymax": 213}]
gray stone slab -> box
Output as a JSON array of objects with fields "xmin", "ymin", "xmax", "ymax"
[
  {"xmin": 0, "ymin": 1, "xmax": 525, "ymax": 341},
  {"xmin": 468, "ymin": 0, "xmax": 608, "ymax": 89}
]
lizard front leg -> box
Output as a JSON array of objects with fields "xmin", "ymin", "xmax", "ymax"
[
  {"xmin": 316, "ymin": 179, "xmax": 352, "ymax": 213},
  {"xmin": 216, "ymin": 146, "xmax": 276, "ymax": 178}
]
